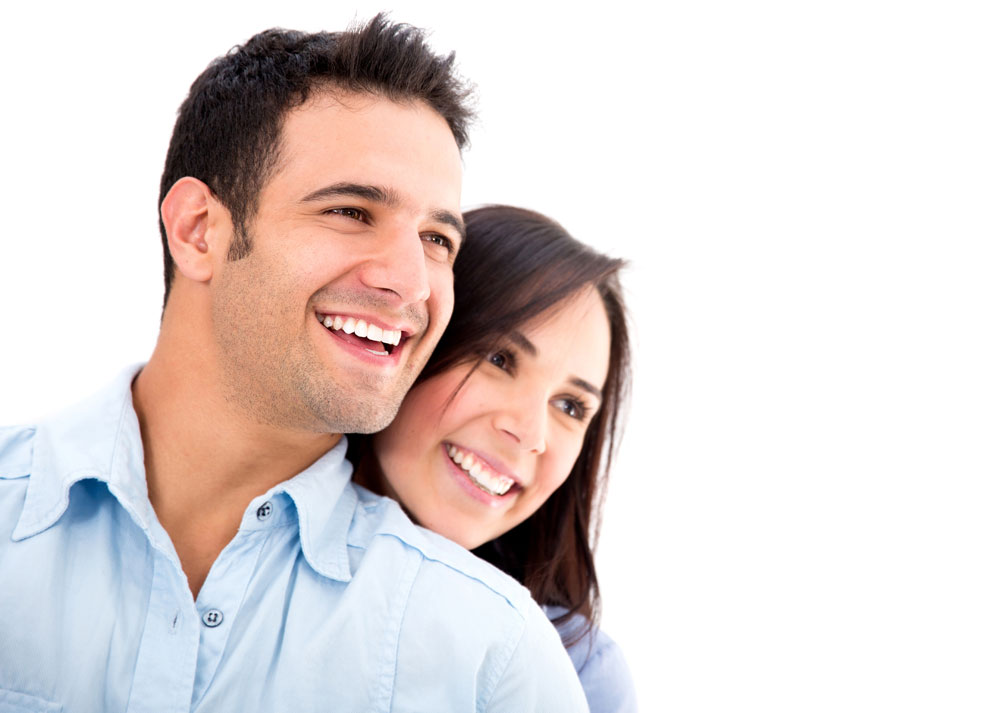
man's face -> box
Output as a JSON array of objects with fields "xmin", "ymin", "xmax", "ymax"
[{"xmin": 209, "ymin": 92, "xmax": 464, "ymax": 434}]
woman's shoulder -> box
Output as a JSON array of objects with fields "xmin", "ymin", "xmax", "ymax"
[{"xmin": 544, "ymin": 607, "xmax": 639, "ymax": 713}]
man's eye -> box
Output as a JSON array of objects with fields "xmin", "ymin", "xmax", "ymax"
[
  {"xmin": 423, "ymin": 234, "xmax": 450, "ymax": 248},
  {"xmin": 326, "ymin": 207, "xmax": 366, "ymax": 221},
  {"xmin": 422, "ymin": 233, "xmax": 455, "ymax": 257}
]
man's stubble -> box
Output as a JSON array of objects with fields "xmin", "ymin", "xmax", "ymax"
[{"xmin": 209, "ymin": 234, "xmax": 430, "ymax": 436}]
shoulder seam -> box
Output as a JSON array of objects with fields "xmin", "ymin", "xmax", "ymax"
[{"xmin": 370, "ymin": 531, "xmax": 529, "ymax": 617}]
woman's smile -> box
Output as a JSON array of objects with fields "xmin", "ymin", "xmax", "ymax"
[
  {"xmin": 372, "ymin": 287, "xmax": 610, "ymax": 549},
  {"xmin": 444, "ymin": 443, "xmax": 519, "ymax": 497}
]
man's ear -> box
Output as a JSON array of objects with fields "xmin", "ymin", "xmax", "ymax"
[{"xmin": 160, "ymin": 177, "xmax": 225, "ymax": 283}]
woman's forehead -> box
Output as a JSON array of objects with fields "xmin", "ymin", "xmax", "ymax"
[{"xmin": 517, "ymin": 288, "xmax": 612, "ymax": 390}]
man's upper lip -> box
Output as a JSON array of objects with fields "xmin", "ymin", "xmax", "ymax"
[
  {"xmin": 315, "ymin": 310, "xmax": 417, "ymax": 337},
  {"xmin": 448, "ymin": 442, "xmax": 523, "ymax": 487}
]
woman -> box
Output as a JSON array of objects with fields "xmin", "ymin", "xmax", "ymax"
[{"xmin": 352, "ymin": 205, "xmax": 637, "ymax": 712}]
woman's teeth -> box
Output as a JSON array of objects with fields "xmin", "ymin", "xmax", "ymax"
[
  {"xmin": 319, "ymin": 314, "xmax": 402, "ymax": 351},
  {"xmin": 447, "ymin": 445, "xmax": 515, "ymax": 496}
]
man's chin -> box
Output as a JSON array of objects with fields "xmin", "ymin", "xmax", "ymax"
[{"xmin": 312, "ymin": 390, "xmax": 407, "ymax": 435}]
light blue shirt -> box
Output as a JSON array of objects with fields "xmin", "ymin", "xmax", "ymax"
[
  {"xmin": 548, "ymin": 609, "xmax": 639, "ymax": 713},
  {"xmin": 0, "ymin": 367, "xmax": 588, "ymax": 713}
]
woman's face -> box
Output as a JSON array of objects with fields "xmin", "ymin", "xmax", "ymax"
[{"xmin": 372, "ymin": 287, "xmax": 612, "ymax": 549}]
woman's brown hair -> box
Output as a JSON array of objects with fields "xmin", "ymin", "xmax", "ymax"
[{"xmin": 354, "ymin": 205, "xmax": 630, "ymax": 643}]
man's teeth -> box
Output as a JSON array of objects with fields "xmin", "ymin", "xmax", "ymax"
[
  {"xmin": 321, "ymin": 315, "xmax": 401, "ymax": 347},
  {"xmin": 447, "ymin": 445, "xmax": 515, "ymax": 496}
]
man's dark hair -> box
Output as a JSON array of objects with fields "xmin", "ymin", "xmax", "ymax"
[{"xmin": 158, "ymin": 14, "xmax": 475, "ymax": 304}]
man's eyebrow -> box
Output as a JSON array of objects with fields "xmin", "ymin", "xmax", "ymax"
[
  {"xmin": 300, "ymin": 182, "xmax": 465, "ymax": 240},
  {"xmin": 430, "ymin": 209, "xmax": 466, "ymax": 241},
  {"xmin": 510, "ymin": 330, "xmax": 603, "ymax": 400},
  {"xmin": 300, "ymin": 182, "xmax": 400, "ymax": 206}
]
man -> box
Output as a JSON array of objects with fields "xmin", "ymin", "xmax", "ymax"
[{"xmin": 0, "ymin": 16, "xmax": 587, "ymax": 712}]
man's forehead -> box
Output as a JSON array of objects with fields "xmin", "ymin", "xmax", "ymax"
[
  {"xmin": 264, "ymin": 91, "xmax": 463, "ymax": 215},
  {"xmin": 281, "ymin": 88, "xmax": 458, "ymax": 156}
]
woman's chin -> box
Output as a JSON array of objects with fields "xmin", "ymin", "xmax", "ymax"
[{"xmin": 417, "ymin": 510, "xmax": 493, "ymax": 551}]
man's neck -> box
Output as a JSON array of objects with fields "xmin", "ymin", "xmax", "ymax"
[{"xmin": 132, "ymin": 347, "xmax": 340, "ymax": 599}]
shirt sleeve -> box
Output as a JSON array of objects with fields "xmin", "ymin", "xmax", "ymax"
[
  {"xmin": 574, "ymin": 630, "xmax": 639, "ymax": 713},
  {"xmin": 484, "ymin": 603, "xmax": 590, "ymax": 712}
]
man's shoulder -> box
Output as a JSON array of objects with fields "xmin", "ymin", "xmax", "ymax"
[
  {"xmin": 347, "ymin": 483, "xmax": 535, "ymax": 616},
  {"xmin": 344, "ymin": 485, "xmax": 588, "ymax": 711}
]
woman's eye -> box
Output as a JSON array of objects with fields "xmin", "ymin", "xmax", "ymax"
[
  {"xmin": 554, "ymin": 398, "xmax": 588, "ymax": 421},
  {"xmin": 487, "ymin": 351, "xmax": 511, "ymax": 371},
  {"xmin": 327, "ymin": 207, "xmax": 366, "ymax": 221}
]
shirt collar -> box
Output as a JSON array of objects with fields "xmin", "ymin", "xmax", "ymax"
[
  {"xmin": 14, "ymin": 364, "xmax": 150, "ymax": 541},
  {"xmin": 269, "ymin": 436, "xmax": 355, "ymax": 582},
  {"xmin": 13, "ymin": 364, "xmax": 358, "ymax": 584}
]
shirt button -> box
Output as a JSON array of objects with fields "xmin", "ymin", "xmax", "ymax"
[
  {"xmin": 202, "ymin": 609, "xmax": 224, "ymax": 628},
  {"xmin": 256, "ymin": 501, "xmax": 273, "ymax": 521}
]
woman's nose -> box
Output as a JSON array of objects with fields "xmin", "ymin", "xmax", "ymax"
[{"xmin": 493, "ymin": 390, "xmax": 547, "ymax": 454}]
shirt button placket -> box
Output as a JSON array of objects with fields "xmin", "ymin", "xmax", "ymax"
[{"xmin": 190, "ymin": 497, "xmax": 280, "ymax": 706}]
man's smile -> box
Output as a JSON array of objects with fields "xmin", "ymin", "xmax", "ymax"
[{"xmin": 316, "ymin": 312, "xmax": 409, "ymax": 355}]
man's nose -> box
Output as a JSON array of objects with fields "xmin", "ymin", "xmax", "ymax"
[{"xmin": 357, "ymin": 224, "xmax": 432, "ymax": 304}]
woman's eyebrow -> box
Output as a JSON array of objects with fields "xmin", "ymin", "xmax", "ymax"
[
  {"xmin": 570, "ymin": 377, "xmax": 603, "ymax": 399},
  {"xmin": 511, "ymin": 330, "xmax": 603, "ymax": 400},
  {"xmin": 509, "ymin": 331, "xmax": 537, "ymax": 356}
]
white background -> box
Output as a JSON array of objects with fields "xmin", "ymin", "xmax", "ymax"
[{"xmin": 2, "ymin": 1, "xmax": 999, "ymax": 710}]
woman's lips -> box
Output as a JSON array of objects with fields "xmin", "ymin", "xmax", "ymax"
[{"xmin": 444, "ymin": 442, "xmax": 518, "ymax": 496}]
